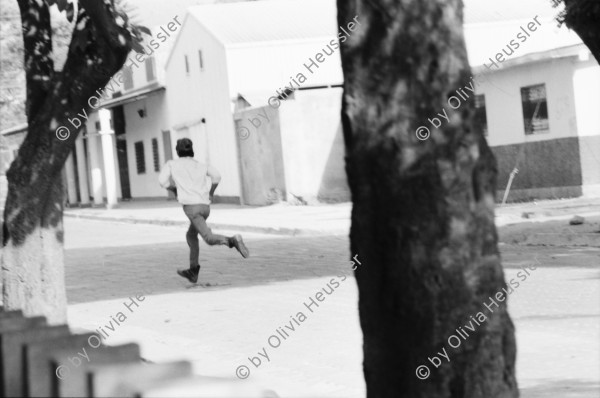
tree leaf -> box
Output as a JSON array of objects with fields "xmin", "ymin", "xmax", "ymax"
[
  {"xmin": 137, "ymin": 25, "xmax": 151, "ymax": 36},
  {"xmin": 131, "ymin": 39, "xmax": 144, "ymax": 53}
]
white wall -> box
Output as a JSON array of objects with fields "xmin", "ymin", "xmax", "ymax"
[
  {"xmin": 117, "ymin": 24, "xmax": 180, "ymax": 94},
  {"xmin": 278, "ymin": 88, "xmax": 346, "ymax": 202},
  {"xmin": 573, "ymin": 58, "xmax": 600, "ymax": 138},
  {"xmin": 166, "ymin": 15, "xmax": 241, "ymax": 198},
  {"xmin": 573, "ymin": 58, "xmax": 600, "ymax": 196},
  {"xmin": 123, "ymin": 91, "xmax": 170, "ymax": 198}
]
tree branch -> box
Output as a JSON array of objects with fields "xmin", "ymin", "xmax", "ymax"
[{"xmin": 556, "ymin": 0, "xmax": 600, "ymax": 64}]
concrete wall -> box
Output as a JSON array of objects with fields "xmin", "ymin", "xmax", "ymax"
[
  {"xmin": 278, "ymin": 87, "xmax": 349, "ymax": 203},
  {"xmin": 234, "ymin": 106, "xmax": 286, "ymax": 205},
  {"xmin": 165, "ymin": 16, "xmax": 241, "ymax": 200}
]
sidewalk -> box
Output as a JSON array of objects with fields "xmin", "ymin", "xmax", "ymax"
[
  {"xmin": 64, "ymin": 200, "xmax": 352, "ymax": 236},
  {"xmin": 63, "ymin": 196, "xmax": 600, "ymax": 238}
]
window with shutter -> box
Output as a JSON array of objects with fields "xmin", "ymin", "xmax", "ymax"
[
  {"xmin": 152, "ymin": 138, "xmax": 160, "ymax": 172},
  {"xmin": 134, "ymin": 141, "xmax": 146, "ymax": 174}
]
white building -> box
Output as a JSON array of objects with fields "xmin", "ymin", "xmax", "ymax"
[
  {"xmin": 464, "ymin": 0, "xmax": 600, "ymax": 200},
  {"xmin": 62, "ymin": 16, "xmax": 181, "ymax": 207},
  {"xmin": 2, "ymin": 0, "xmax": 599, "ymax": 206},
  {"xmin": 164, "ymin": 0, "xmax": 345, "ymax": 203}
]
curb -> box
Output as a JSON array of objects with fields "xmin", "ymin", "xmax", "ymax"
[{"xmin": 64, "ymin": 212, "xmax": 346, "ymax": 237}]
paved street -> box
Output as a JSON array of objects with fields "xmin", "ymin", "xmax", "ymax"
[
  {"xmin": 64, "ymin": 219, "xmax": 350, "ymax": 305},
  {"xmin": 64, "ymin": 218, "xmax": 600, "ymax": 397}
]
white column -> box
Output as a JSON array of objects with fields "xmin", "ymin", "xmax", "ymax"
[
  {"xmin": 75, "ymin": 136, "xmax": 90, "ymax": 206},
  {"xmin": 98, "ymin": 108, "xmax": 118, "ymax": 208},
  {"xmin": 64, "ymin": 152, "xmax": 78, "ymax": 205},
  {"xmin": 87, "ymin": 132, "xmax": 104, "ymax": 207}
]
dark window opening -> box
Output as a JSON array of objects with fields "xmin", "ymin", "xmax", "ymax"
[
  {"xmin": 134, "ymin": 141, "xmax": 146, "ymax": 174},
  {"xmin": 521, "ymin": 84, "xmax": 549, "ymax": 135}
]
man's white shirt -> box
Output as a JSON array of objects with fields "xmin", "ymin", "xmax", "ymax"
[{"xmin": 158, "ymin": 157, "xmax": 221, "ymax": 205}]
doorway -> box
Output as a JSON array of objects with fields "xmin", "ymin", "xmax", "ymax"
[{"xmin": 112, "ymin": 106, "xmax": 131, "ymax": 200}]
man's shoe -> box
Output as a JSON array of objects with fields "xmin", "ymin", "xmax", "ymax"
[
  {"xmin": 177, "ymin": 265, "xmax": 200, "ymax": 283},
  {"xmin": 230, "ymin": 235, "xmax": 250, "ymax": 258}
]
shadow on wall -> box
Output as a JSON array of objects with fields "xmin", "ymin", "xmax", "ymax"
[{"xmin": 317, "ymin": 121, "xmax": 350, "ymax": 202}]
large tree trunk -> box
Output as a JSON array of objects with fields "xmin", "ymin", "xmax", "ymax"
[
  {"xmin": 337, "ymin": 1, "xmax": 518, "ymax": 397},
  {"xmin": 1, "ymin": 0, "xmax": 134, "ymax": 324}
]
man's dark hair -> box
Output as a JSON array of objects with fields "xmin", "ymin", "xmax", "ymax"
[{"xmin": 176, "ymin": 138, "xmax": 194, "ymax": 157}]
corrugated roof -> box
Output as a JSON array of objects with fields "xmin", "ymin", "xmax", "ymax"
[
  {"xmin": 187, "ymin": 0, "xmax": 567, "ymax": 46},
  {"xmin": 464, "ymin": 15, "xmax": 582, "ymax": 66},
  {"xmin": 128, "ymin": 0, "xmax": 563, "ymax": 32},
  {"xmin": 462, "ymin": 0, "xmax": 582, "ymax": 66},
  {"xmin": 187, "ymin": 0, "xmax": 338, "ymax": 46},
  {"xmin": 464, "ymin": 0, "xmax": 560, "ymax": 25}
]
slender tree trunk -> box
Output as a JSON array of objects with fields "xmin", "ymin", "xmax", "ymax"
[
  {"xmin": 337, "ymin": 1, "xmax": 518, "ymax": 397},
  {"xmin": 1, "ymin": 0, "xmax": 134, "ymax": 324}
]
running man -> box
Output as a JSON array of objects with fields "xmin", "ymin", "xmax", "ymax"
[{"xmin": 158, "ymin": 138, "xmax": 249, "ymax": 283}]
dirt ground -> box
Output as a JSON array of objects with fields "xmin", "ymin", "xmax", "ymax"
[{"xmin": 499, "ymin": 215, "xmax": 600, "ymax": 247}]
